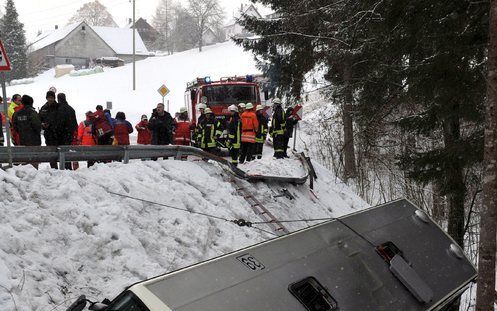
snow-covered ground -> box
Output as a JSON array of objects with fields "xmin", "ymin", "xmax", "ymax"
[
  {"xmin": 0, "ymin": 157, "xmax": 367, "ymax": 310},
  {"xmin": 0, "ymin": 40, "xmax": 373, "ymax": 310}
]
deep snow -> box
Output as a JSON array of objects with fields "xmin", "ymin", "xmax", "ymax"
[{"xmin": 0, "ymin": 156, "xmax": 368, "ymax": 310}]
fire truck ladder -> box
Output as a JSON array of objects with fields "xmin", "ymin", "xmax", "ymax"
[{"xmin": 231, "ymin": 177, "xmax": 289, "ymax": 236}]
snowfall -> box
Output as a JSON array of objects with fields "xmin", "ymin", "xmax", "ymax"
[{"xmin": 0, "ymin": 42, "xmax": 370, "ymax": 310}]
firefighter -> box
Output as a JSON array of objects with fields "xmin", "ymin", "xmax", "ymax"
[
  {"xmin": 255, "ymin": 104, "xmax": 269, "ymax": 159},
  {"xmin": 174, "ymin": 107, "xmax": 192, "ymax": 146},
  {"xmin": 284, "ymin": 105, "xmax": 299, "ymax": 157},
  {"xmin": 269, "ymin": 98, "xmax": 286, "ymax": 159},
  {"xmin": 199, "ymin": 108, "xmax": 222, "ymax": 154},
  {"xmin": 226, "ymin": 104, "xmax": 241, "ymax": 166},
  {"xmin": 239, "ymin": 103, "xmax": 259, "ymax": 163},
  {"xmin": 238, "ymin": 103, "xmax": 246, "ymax": 114},
  {"xmin": 195, "ymin": 103, "xmax": 207, "ymax": 147}
]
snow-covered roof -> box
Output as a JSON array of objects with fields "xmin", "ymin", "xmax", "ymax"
[
  {"xmin": 92, "ymin": 26, "xmax": 149, "ymax": 55},
  {"xmin": 29, "ymin": 22, "xmax": 149, "ymax": 55},
  {"xmin": 225, "ymin": 4, "xmax": 262, "ymax": 28},
  {"xmin": 30, "ymin": 23, "xmax": 81, "ymax": 51}
]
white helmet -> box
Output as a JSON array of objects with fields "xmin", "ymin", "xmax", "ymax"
[
  {"xmin": 256, "ymin": 104, "xmax": 264, "ymax": 111},
  {"xmin": 238, "ymin": 103, "xmax": 246, "ymax": 108},
  {"xmin": 246, "ymin": 103, "xmax": 254, "ymax": 110},
  {"xmin": 228, "ymin": 104, "xmax": 238, "ymax": 112},
  {"xmin": 204, "ymin": 108, "xmax": 213, "ymax": 114},
  {"xmin": 197, "ymin": 103, "xmax": 207, "ymax": 110},
  {"xmin": 272, "ymin": 98, "xmax": 282, "ymax": 105},
  {"xmin": 179, "ymin": 107, "xmax": 187, "ymax": 113}
]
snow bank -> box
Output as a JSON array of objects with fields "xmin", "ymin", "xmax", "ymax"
[
  {"xmin": 69, "ymin": 66, "xmax": 104, "ymax": 77},
  {"xmin": 0, "ymin": 157, "xmax": 367, "ymax": 310},
  {"xmin": 8, "ymin": 78, "xmax": 34, "ymax": 86}
]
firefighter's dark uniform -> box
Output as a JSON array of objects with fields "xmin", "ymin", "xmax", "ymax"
[
  {"xmin": 270, "ymin": 105, "xmax": 286, "ymax": 159},
  {"xmin": 255, "ymin": 110, "xmax": 268, "ymax": 159},
  {"xmin": 199, "ymin": 113, "xmax": 222, "ymax": 154},
  {"xmin": 227, "ymin": 112, "xmax": 242, "ymax": 166}
]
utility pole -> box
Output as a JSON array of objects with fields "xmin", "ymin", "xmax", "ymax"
[
  {"xmin": 132, "ymin": 0, "xmax": 136, "ymax": 91},
  {"xmin": 165, "ymin": 0, "xmax": 169, "ymax": 55}
]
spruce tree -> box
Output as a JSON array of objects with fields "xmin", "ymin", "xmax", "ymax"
[{"xmin": 0, "ymin": 0, "xmax": 27, "ymax": 82}]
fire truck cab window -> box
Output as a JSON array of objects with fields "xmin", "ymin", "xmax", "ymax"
[
  {"xmin": 202, "ymin": 85, "xmax": 257, "ymax": 105},
  {"xmin": 106, "ymin": 291, "xmax": 150, "ymax": 311}
]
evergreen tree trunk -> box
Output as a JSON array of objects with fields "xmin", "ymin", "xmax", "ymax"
[
  {"xmin": 431, "ymin": 183, "xmax": 445, "ymax": 222},
  {"xmin": 442, "ymin": 105, "xmax": 465, "ymax": 311},
  {"xmin": 476, "ymin": 0, "xmax": 497, "ymax": 309},
  {"xmin": 343, "ymin": 60, "xmax": 357, "ymax": 180},
  {"xmin": 443, "ymin": 107, "xmax": 465, "ymax": 248}
]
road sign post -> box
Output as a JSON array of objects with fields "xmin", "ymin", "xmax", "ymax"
[
  {"xmin": 157, "ymin": 84, "xmax": 170, "ymax": 111},
  {"xmin": 0, "ymin": 40, "xmax": 12, "ymax": 169},
  {"xmin": 291, "ymin": 104, "xmax": 303, "ymax": 151}
]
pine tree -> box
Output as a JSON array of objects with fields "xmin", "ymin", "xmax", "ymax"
[
  {"xmin": 476, "ymin": 0, "xmax": 497, "ymax": 308},
  {"xmin": 0, "ymin": 0, "xmax": 27, "ymax": 82}
]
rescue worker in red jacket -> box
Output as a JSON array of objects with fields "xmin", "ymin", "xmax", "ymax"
[
  {"xmin": 77, "ymin": 111, "xmax": 97, "ymax": 167},
  {"xmin": 255, "ymin": 104, "xmax": 269, "ymax": 159},
  {"xmin": 113, "ymin": 112, "xmax": 133, "ymax": 145},
  {"xmin": 90, "ymin": 105, "xmax": 114, "ymax": 145},
  {"xmin": 239, "ymin": 103, "xmax": 259, "ymax": 163},
  {"xmin": 174, "ymin": 107, "xmax": 192, "ymax": 146},
  {"xmin": 135, "ymin": 114, "xmax": 152, "ymax": 145},
  {"xmin": 227, "ymin": 104, "xmax": 242, "ymax": 166}
]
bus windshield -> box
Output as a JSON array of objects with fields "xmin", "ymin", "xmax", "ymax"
[{"xmin": 202, "ymin": 84, "xmax": 257, "ymax": 105}]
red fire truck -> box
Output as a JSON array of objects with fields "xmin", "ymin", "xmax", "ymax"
[{"xmin": 184, "ymin": 75, "xmax": 268, "ymax": 125}]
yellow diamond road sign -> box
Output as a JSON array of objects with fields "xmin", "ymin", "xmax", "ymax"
[{"xmin": 158, "ymin": 84, "xmax": 170, "ymax": 97}]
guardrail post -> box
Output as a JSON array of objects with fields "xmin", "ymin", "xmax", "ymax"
[
  {"xmin": 175, "ymin": 150, "xmax": 182, "ymax": 160},
  {"xmin": 58, "ymin": 149, "xmax": 65, "ymax": 170},
  {"xmin": 123, "ymin": 147, "xmax": 130, "ymax": 164}
]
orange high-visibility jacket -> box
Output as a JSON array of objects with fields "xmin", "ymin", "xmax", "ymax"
[{"xmin": 241, "ymin": 110, "xmax": 259, "ymax": 143}]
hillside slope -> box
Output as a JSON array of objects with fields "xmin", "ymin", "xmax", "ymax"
[
  {"xmin": 6, "ymin": 41, "xmax": 259, "ymax": 124},
  {"xmin": 0, "ymin": 157, "xmax": 368, "ymax": 310}
]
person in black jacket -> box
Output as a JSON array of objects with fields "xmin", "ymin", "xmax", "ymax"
[
  {"xmin": 149, "ymin": 103, "xmax": 174, "ymax": 145},
  {"xmin": 269, "ymin": 98, "xmax": 286, "ymax": 159},
  {"xmin": 57, "ymin": 93, "xmax": 78, "ymax": 146},
  {"xmin": 12, "ymin": 95, "xmax": 41, "ymax": 147},
  {"xmin": 39, "ymin": 91, "xmax": 59, "ymax": 150}
]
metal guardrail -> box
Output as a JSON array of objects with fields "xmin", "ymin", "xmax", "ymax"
[{"xmin": 0, "ymin": 145, "xmax": 309, "ymax": 185}]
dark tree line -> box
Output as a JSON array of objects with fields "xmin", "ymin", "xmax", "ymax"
[{"xmin": 237, "ymin": 0, "xmax": 493, "ymax": 308}]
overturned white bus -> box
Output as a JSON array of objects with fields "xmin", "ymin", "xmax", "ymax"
[{"xmin": 67, "ymin": 199, "xmax": 476, "ymax": 311}]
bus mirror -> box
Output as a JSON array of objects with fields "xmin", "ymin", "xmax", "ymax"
[
  {"xmin": 263, "ymin": 91, "xmax": 269, "ymax": 101},
  {"xmin": 190, "ymin": 90, "xmax": 195, "ymax": 102}
]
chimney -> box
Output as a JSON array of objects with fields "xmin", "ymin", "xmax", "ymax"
[
  {"xmin": 55, "ymin": 25, "xmax": 58, "ymax": 30},
  {"xmin": 241, "ymin": 4, "xmax": 243, "ymax": 11}
]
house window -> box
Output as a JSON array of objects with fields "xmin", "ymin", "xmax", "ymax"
[
  {"xmin": 289, "ymin": 277, "xmax": 338, "ymax": 311},
  {"xmin": 65, "ymin": 58, "xmax": 72, "ymax": 64}
]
